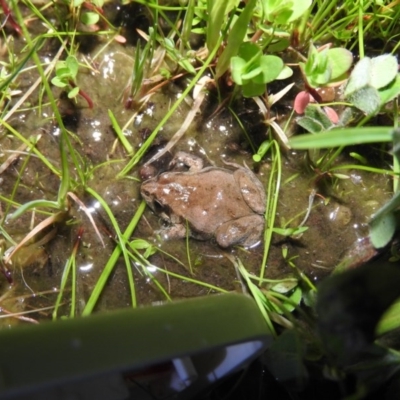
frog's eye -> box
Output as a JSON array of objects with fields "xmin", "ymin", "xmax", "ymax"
[{"xmin": 142, "ymin": 189, "xmax": 151, "ymax": 197}]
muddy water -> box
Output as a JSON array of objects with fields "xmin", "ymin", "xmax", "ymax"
[{"xmin": 0, "ymin": 8, "xmax": 392, "ymax": 325}]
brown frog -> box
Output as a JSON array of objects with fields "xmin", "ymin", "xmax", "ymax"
[{"xmin": 140, "ymin": 152, "xmax": 266, "ymax": 248}]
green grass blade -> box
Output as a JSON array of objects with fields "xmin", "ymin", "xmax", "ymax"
[
  {"xmin": 9, "ymin": 200, "xmax": 60, "ymax": 220},
  {"xmin": 108, "ymin": 109, "xmax": 134, "ymax": 154},
  {"xmin": 11, "ymin": 2, "xmax": 72, "ymax": 207},
  {"xmin": 52, "ymin": 257, "xmax": 73, "ymax": 320},
  {"xmin": 70, "ymin": 254, "xmax": 77, "ymax": 318},
  {"xmin": 0, "ymin": 120, "xmax": 60, "ymax": 176},
  {"xmin": 377, "ymin": 299, "xmax": 400, "ymax": 335},
  {"xmin": 237, "ymin": 259, "xmax": 277, "ymax": 337},
  {"xmin": 82, "ymin": 194, "xmax": 146, "ymax": 315},
  {"xmin": 0, "ymin": 37, "xmax": 43, "ymax": 94},
  {"xmin": 215, "ymin": 0, "xmax": 257, "ymax": 79},
  {"xmin": 261, "ymin": 140, "xmax": 282, "ymax": 278},
  {"xmin": 127, "ymin": 247, "xmax": 172, "ymax": 301},
  {"xmin": 206, "ymin": 0, "xmax": 229, "ymax": 51},
  {"xmin": 153, "ymin": 266, "xmax": 229, "ymax": 293},
  {"xmin": 289, "ymin": 127, "xmax": 393, "ymax": 149}
]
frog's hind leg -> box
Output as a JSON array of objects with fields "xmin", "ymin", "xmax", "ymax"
[{"xmin": 215, "ymin": 215, "xmax": 264, "ymax": 248}]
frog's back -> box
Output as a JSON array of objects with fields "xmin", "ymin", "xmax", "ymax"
[{"xmin": 176, "ymin": 168, "xmax": 256, "ymax": 234}]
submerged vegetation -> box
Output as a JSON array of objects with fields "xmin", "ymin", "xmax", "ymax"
[{"xmin": 0, "ymin": 0, "xmax": 400, "ymax": 397}]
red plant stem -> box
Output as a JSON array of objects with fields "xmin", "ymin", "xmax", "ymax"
[
  {"xmin": 125, "ymin": 96, "xmax": 133, "ymax": 110},
  {"xmin": 78, "ymin": 88, "xmax": 94, "ymax": 109},
  {"xmin": 305, "ymin": 83, "xmax": 323, "ymax": 103},
  {"xmin": 0, "ymin": 0, "xmax": 22, "ymax": 35},
  {"xmin": 68, "ymin": 80, "xmax": 94, "ymax": 109}
]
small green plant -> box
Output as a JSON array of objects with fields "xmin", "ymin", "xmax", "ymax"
[
  {"xmin": 69, "ymin": 0, "xmax": 105, "ymax": 26},
  {"xmin": 294, "ymin": 44, "xmax": 353, "ymax": 117},
  {"xmin": 51, "ymin": 55, "xmax": 79, "ymax": 98},
  {"xmin": 0, "ymin": 67, "xmax": 20, "ymax": 106},
  {"xmin": 231, "ymin": 42, "xmax": 291, "ymax": 97},
  {"xmin": 160, "ymin": 37, "xmax": 196, "ymax": 75},
  {"xmin": 294, "ymin": 44, "xmax": 353, "ymax": 124},
  {"xmin": 297, "ymin": 105, "xmax": 353, "ymax": 133},
  {"xmin": 344, "ymin": 53, "xmax": 400, "ymax": 116},
  {"xmin": 214, "ymin": 0, "xmax": 257, "ymax": 79},
  {"xmin": 261, "ymin": 0, "xmax": 312, "ymax": 25},
  {"xmin": 51, "ymin": 55, "xmax": 93, "ymax": 108},
  {"xmin": 125, "ymin": 27, "xmax": 156, "ymax": 108},
  {"xmin": 299, "ymin": 44, "xmax": 353, "ymax": 89}
]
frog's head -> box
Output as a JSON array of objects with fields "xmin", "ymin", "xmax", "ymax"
[
  {"xmin": 141, "ymin": 179, "xmax": 172, "ymax": 222},
  {"xmin": 141, "ymin": 179, "xmax": 162, "ymax": 210}
]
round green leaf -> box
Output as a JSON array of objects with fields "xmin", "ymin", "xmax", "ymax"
[
  {"xmin": 51, "ymin": 76, "xmax": 67, "ymax": 88},
  {"xmin": 237, "ymin": 42, "xmax": 262, "ymax": 62},
  {"xmin": 327, "ymin": 48, "xmax": 353, "ymax": 80},
  {"xmin": 311, "ymin": 67, "xmax": 331, "ymax": 87},
  {"xmin": 81, "ymin": 11, "xmax": 100, "ymax": 25},
  {"xmin": 276, "ymin": 65, "xmax": 293, "ymax": 80},
  {"xmin": 274, "ymin": 9, "xmax": 293, "ymax": 25},
  {"xmin": 231, "ymin": 56, "xmax": 246, "ymax": 85},
  {"xmin": 370, "ymin": 54, "xmax": 398, "ymax": 89},
  {"xmin": 271, "ymin": 279, "xmax": 298, "ymax": 293},
  {"xmin": 379, "ymin": 74, "xmax": 400, "ymax": 104},
  {"xmin": 242, "ymin": 66, "xmax": 263, "ymax": 81},
  {"xmin": 259, "ymin": 55, "xmax": 284, "ymax": 83},
  {"xmin": 286, "ymin": 0, "xmax": 311, "ymax": 22},
  {"xmin": 315, "ymin": 49, "xmax": 329, "ymax": 73},
  {"xmin": 268, "ymin": 38, "xmax": 290, "ymax": 53},
  {"xmin": 66, "ymin": 56, "xmax": 79, "ymax": 78},
  {"xmin": 344, "ymin": 57, "xmax": 371, "ymax": 96},
  {"xmin": 347, "ymin": 85, "xmax": 381, "ymax": 115},
  {"xmin": 369, "ymin": 211, "xmax": 397, "ymax": 249},
  {"xmin": 242, "ymin": 81, "xmax": 266, "ymax": 97},
  {"xmin": 68, "ymin": 86, "xmax": 80, "ymax": 99},
  {"xmin": 54, "ymin": 67, "xmax": 70, "ymax": 79}
]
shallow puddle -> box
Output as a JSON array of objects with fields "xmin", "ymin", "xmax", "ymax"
[{"xmin": 0, "ymin": 4, "xmax": 393, "ymax": 326}]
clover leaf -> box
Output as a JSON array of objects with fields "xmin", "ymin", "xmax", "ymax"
[{"xmin": 345, "ymin": 54, "xmax": 400, "ymax": 115}]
